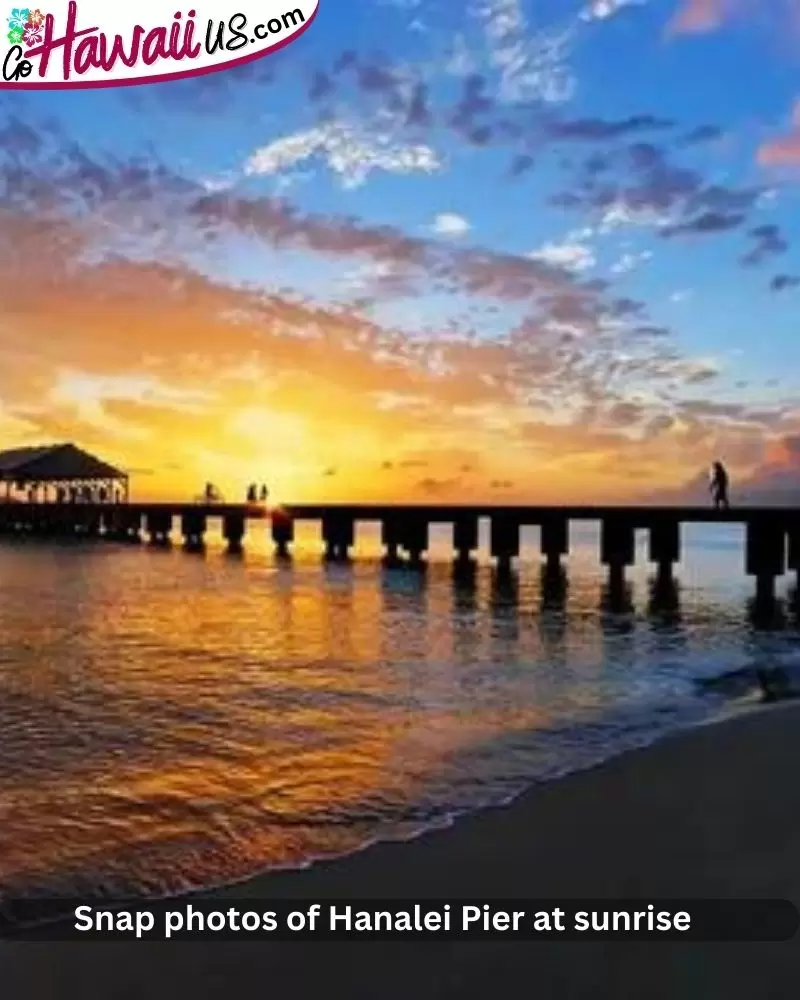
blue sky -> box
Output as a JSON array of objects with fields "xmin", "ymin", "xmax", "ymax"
[{"xmin": 2, "ymin": 0, "xmax": 800, "ymax": 502}]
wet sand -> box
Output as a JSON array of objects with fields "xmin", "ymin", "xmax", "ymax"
[{"xmin": 4, "ymin": 702, "xmax": 800, "ymax": 998}]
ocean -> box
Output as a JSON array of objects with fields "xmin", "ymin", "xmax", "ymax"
[{"xmin": 0, "ymin": 519, "xmax": 797, "ymax": 902}]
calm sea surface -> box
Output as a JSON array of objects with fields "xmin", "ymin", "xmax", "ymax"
[{"xmin": 0, "ymin": 519, "xmax": 797, "ymax": 901}]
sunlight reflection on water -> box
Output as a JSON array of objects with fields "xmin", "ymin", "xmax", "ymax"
[{"xmin": 0, "ymin": 518, "xmax": 796, "ymax": 898}]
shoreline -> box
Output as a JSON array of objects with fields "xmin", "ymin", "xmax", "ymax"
[
  {"xmin": 4, "ymin": 697, "xmax": 800, "ymax": 997},
  {"xmin": 1, "ymin": 685, "xmax": 739, "ymax": 930}
]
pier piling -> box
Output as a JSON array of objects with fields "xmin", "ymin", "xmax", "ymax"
[
  {"xmin": 490, "ymin": 516, "xmax": 520, "ymax": 574},
  {"xmin": 649, "ymin": 520, "xmax": 680, "ymax": 585},
  {"xmin": 181, "ymin": 511, "xmax": 207, "ymax": 552},
  {"xmin": 146, "ymin": 511, "xmax": 172, "ymax": 547},
  {"xmin": 540, "ymin": 515, "xmax": 568, "ymax": 574},
  {"xmin": 271, "ymin": 510, "xmax": 294, "ymax": 559},
  {"xmin": 788, "ymin": 523, "xmax": 800, "ymax": 590},
  {"xmin": 746, "ymin": 520, "xmax": 786, "ymax": 604},
  {"xmin": 381, "ymin": 517, "xmax": 404, "ymax": 567},
  {"xmin": 401, "ymin": 516, "xmax": 429, "ymax": 567},
  {"xmin": 453, "ymin": 514, "xmax": 479, "ymax": 566},
  {"xmin": 601, "ymin": 517, "xmax": 635, "ymax": 590},
  {"xmin": 322, "ymin": 514, "xmax": 354, "ymax": 561},
  {"xmin": 223, "ymin": 513, "xmax": 245, "ymax": 554}
]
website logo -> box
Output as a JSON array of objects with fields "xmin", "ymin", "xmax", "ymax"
[{"xmin": 1, "ymin": 0, "xmax": 318, "ymax": 88}]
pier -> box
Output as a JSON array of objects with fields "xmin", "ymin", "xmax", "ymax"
[
  {"xmin": 0, "ymin": 501, "xmax": 267, "ymax": 554},
  {"xmin": 0, "ymin": 496, "xmax": 798, "ymax": 608},
  {"xmin": 271, "ymin": 503, "xmax": 800, "ymax": 605}
]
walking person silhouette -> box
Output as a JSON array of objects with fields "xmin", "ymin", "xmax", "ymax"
[{"xmin": 710, "ymin": 461, "xmax": 730, "ymax": 510}]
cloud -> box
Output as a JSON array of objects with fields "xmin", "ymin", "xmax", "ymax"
[
  {"xmin": 528, "ymin": 238, "xmax": 596, "ymax": 272},
  {"xmin": 580, "ymin": 0, "xmax": 643, "ymax": 21},
  {"xmin": 474, "ymin": 0, "xmax": 576, "ymax": 103},
  {"xmin": 610, "ymin": 249, "xmax": 653, "ymax": 274},
  {"xmin": 669, "ymin": 0, "xmax": 800, "ymax": 37},
  {"xmin": 50, "ymin": 371, "xmax": 214, "ymax": 411},
  {"xmin": 430, "ymin": 212, "xmax": 471, "ymax": 237},
  {"xmin": 759, "ymin": 99, "xmax": 800, "ymax": 167},
  {"xmin": 770, "ymin": 274, "xmax": 800, "ymax": 291},
  {"xmin": 740, "ymin": 223, "xmax": 788, "ymax": 266},
  {"xmin": 668, "ymin": 0, "xmax": 729, "ymax": 35},
  {"xmin": 544, "ymin": 114, "xmax": 674, "ymax": 142},
  {"xmin": 418, "ymin": 476, "xmax": 461, "ymax": 494},
  {"xmin": 679, "ymin": 124, "xmax": 725, "ymax": 145},
  {"xmin": 244, "ymin": 122, "xmax": 442, "ymax": 188},
  {"xmin": 551, "ymin": 137, "xmax": 761, "ymax": 242},
  {"xmin": 661, "ymin": 210, "xmax": 746, "ymax": 236}
]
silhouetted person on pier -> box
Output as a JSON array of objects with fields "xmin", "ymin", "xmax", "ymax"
[
  {"xmin": 246, "ymin": 483, "xmax": 257, "ymax": 504},
  {"xmin": 259, "ymin": 484, "xmax": 269, "ymax": 502},
  {"xmin": 710, "ymin": 461, "xmax": 730, "ymax": 510}
]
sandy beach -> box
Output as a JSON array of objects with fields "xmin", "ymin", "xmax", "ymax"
[{"xmin": 4, "ymin": 701, "xmax": 800, "ymax": 998}]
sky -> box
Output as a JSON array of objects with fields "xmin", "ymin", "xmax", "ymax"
[{"xmin": 2, "ymin": 0, "xmax": 800, "ymax": 503}]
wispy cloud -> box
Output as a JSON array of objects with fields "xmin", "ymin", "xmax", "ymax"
[
  {"xmin": 580, "ymin": 0, "xmax": 645, "ymax": 22},
  {"xmin": 472, "ymin": 0, "xmax": 576, "ymax": 103},
  {"xmin": 528, "ymin": 236, "xmax": 596, "ymax": 272},
  {"xmin": 245, "ymin": 122, "xmax": 442, "ymax": 188},
  {"xmin": 430, "ymin": 212, "xmax": 471, "ymax": 237}
]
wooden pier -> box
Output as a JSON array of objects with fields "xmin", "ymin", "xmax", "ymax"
[
  {"xmin": 0, "ymin": 500, "xmax": 798, "ymax": 604},
  {"xmin": 271, "ymin": 503, "xmax": 800, "ymax": 604},
  {"xmin": 0, "ymin": 501, "xmax": 267, "ymax": 554}
]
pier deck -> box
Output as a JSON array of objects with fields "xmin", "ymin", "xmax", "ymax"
[{"xmin": 280, "ymin": 503, "xmax": 797, "ymax": 525}]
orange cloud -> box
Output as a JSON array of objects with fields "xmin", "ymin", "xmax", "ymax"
[
  {"xmin": 758, "ymin": 99, "xmax": 800, "ymax": 165},
  {"xmin": 669, "ymin": 0, "xmax": 800, "ymax": 35},
  {"xmin": 669, "ymin": 0, "xmax": 731, "ymax": 34}
]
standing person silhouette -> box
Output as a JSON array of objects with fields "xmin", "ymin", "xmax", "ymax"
[{"xmin": 710, "ymin": 461, "xmax": 730, "ymax": 510}]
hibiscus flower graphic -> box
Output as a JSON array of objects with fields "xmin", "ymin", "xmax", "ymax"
[
  {"xmin": 26, "ymin": 7, "xmax": 44, "ymax": 26},
  {"xmin": 6, "ymin": 7, "xmax": 30, "ymax": 31},
  {"xmin": 22, "ymin": 21, "xmax": 40, "ymax": 44},
  {"xmin": 7, "ymin": 25, "xmax": 23, "ymax": 44}
]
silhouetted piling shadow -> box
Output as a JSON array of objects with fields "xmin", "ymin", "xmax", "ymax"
[
  {"xmin": 452, "ymin": 555, "xmax": 477, "ymax": 582},
  {"xmin": 322, "ymin": 553, "xmax": 352, "ymax": 567},
  {"xmin": 183, "ymin": 542, "xmax": 207, "ymax": 556},
  {"xmin": 488, "ymin": 569, "xmax": 520, "ymax": 641},
  {"xmin": 540, "ymin": 564, "xmax": 567, "ymax": 611},
  {"xmin": 224, "ymin": 547, "xmax": 245, "ymax": 561},
  {"xmin": 147, "ymin": 539, "xmax": 173, "ymax": 551},
  {"xmin": 322, "ymin": 558, "xmax": 357, "ymax": 592},
  {"xmin": 451, "ymin": 561, "xmax": 478, "ymax": 612},
  {"xmin": 647, "ymin": 575, "xmax": 682, "ymax": 626},
  {"xmin": 747, "ymin": 595, "xmax": 786, "ymax": 631},
  {"xmin": 600, "ymin": 580, "xmax": 634, "ymax": 622},
  {"xmin": 380, "ymin": 560, "xmax": 428, "ymax": 593},
  {"xmin": 490, "ymin": 567, "xmax": 519, "ymax": 608}
]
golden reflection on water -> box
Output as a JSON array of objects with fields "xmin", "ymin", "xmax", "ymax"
[{"xmin": 0, "ymin": 520, "xmax": 793, "ymax": 897}]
